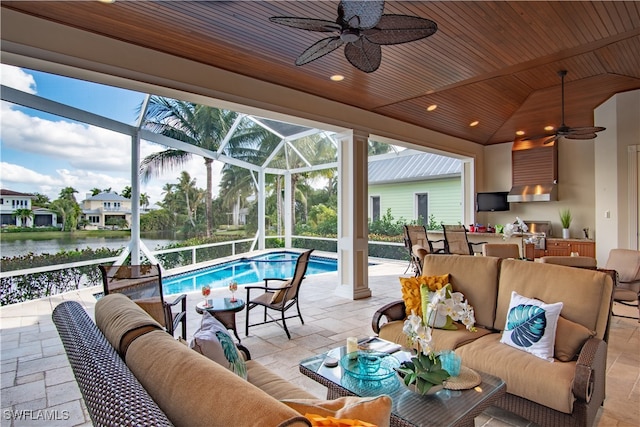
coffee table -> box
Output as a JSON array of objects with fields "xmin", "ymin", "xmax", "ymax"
[
  {"xmin": 299, "ymin": 339, "xmax": 506, "ymax": 427},
  {"xmin": 196, "ymin": 298, "xmax": 245, "ymax": 343}
]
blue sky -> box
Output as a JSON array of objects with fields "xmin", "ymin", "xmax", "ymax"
[{"xmin": 1, "ymin": 64, "xmax": 215, "ymax": 206}]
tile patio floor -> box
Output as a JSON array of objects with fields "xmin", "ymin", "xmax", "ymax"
[{"xmin": 1, "ymin": 257, "xmax": 638, "ymax": 426}]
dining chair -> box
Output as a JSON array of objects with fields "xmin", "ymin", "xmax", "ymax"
[
  {"xmin": 403, "ymin": 225, "xmax": 445, "ymax": 275},
  {"xmin": 604, "ymin": 249, "xmax": 640, "ymax": 321},
  {"xmin": 99, "ymin": 264, "xmax": 187, "ymax": 339},
  {"xmin": 482, "ymin": 243, "xmax": 520, "ymax": 259},
  {"xmin": 441, "ymin": 224, "xmax": 486, "ymax": 255},
  {"xmin": 244, "ymin": 249, "xmax": 314, "ymax": 339}
]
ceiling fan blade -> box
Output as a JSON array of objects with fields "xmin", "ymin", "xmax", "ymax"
[
  {"xmin": 269, "ymin": 17, "xmax": 341, "ymax": 32},
  {"xmin": 567, "ymin": 126, "xmax": 606, "ymax": 134},
  {"xmin": 363, "ymin": 14, "xmax": 438, "ymax": 45},
  {"xmin": 296, "ymin": 37, "xmax": 344, "ymax": 66},
  {"xmin": 542, "ymin": 135, "xmax": 560, "ymax": 145},
  {"xmin": 565, "ymin": 133, "xmax": 598, "ymax": 140},
  {"xmin": 344, "ymin": 38, "xmax": 381, "ymax": 72},
  {"xmin": 338, "ymin": 0, "xmax": 384, "ymax": 29}
]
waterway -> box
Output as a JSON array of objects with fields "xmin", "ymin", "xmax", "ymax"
[{"xmin": 0, "ymin": 234, "xmax": 178, "ymax": 258}]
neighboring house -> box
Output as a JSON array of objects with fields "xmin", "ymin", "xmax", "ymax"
[
  {"xmin": 81, "ymin": 192, "xmax": 132, "ymax": 229},
  {"xmin": 0, "ymin": 189, "xmax": 57, "ymax": 227},
  {"xmin": 368, "ymin": 153, "xmax": 462, "ymax": 227}
]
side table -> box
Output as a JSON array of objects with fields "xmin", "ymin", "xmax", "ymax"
[{"xmin": 196, "ymin": 298, "xmax": 245, "ymax": 343}]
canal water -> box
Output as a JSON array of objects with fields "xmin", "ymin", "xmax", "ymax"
[{"xmin": 0, "ymin": 234, "xmax": 177, "ymax": 258}]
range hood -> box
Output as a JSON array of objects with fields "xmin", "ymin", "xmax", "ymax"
[{"xmin": 507, "ymin": 140, "xmax": 558, "ymax": 203}]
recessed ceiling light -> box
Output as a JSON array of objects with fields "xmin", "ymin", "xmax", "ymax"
[
  {"xmin": 330, "ymin": 75, "xmax": 344, "ymax": 82},
  {"xmin": 427, "ymin": 104, "xmax": 437, "ymax": 112},
  {"xmin": 516, "ymin": 130, "xmax": 525, "ymax": 136},
  {"xmin": 98, "ymin": 0, "xmax": 116, "ymax": 3},
  {"xmin": 470, "ymin": 121, "xmax": 479, "ymax": 127},
  {"xmin": 544, "ymin": 125, "xmax": 554, "ymax": 131}
]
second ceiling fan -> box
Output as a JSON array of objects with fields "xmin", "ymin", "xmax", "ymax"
[{"xmin": 525, "ymin": 70, "xmax": 606, "ymax": 145}]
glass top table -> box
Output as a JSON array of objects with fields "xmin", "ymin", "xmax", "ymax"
[{"xmin": 299, "ymin": 338, "xmax": 506, "ymax": 427}]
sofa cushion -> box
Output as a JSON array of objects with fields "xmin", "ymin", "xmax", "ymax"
[
  {"xmin": 500, "ymin": 291, "xmax": 563, "ymax": 362},
  {"xmin": 126, "ymin": 330, "xmax": 310, "ymax": 427},
  {"xmin": 190, "ymin": 312, "xmax": 247, "ymax": 379},
  {"xmin": 422, "ymin": 255, "xmax": 500, "ymax": 329},
  {"xmin": 496, "ymin": 260, "xmax": 613, "ymax": 340},
  {"xmin": 555, "ymin": 316, "xmax": 595, "ymax": 362},
  {"xmin": 95, "ymin": 293, "xmax": 163, "ymax": 356},
  {"xmin": 399, "ymin": 274, "xmax": 449, "ymax": 317},
  {"xmin": 282, "ymin": 395, "xmax": 392, "ymax": 427},
  {"xmin": 246, "ymin": 360, "xmax": 317, "ymax": 400},
  {"xmin": 378, "ymin": 320, "xmax": 492, "ymax": 352},
  {"xmin": 456, "ymin": 333, "xmax": 577, "ymax": 414}
]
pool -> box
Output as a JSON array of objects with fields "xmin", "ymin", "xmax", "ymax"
[{"xmin": 163, "ymin": 251, "xmax": 338, "ymax": 295}]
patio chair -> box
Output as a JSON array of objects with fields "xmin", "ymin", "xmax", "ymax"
[
  {"xmin": 244, "ymin": 249, "xmax": 314, "ymax": 339},
  {"xmin": 403, "ymin": 225, "xmax": 445, "ymax": 275},
  {"xmin": 441, "ymin": 224, "xmax": 486, "ymax": 255},
  {"xmin": 482, "ymin": 243, "xmax": 520, "ymax": 259},
  {"xmin": 604, "ymin": 249, "xmax": 640, "ymax": 321},
  {"xmin": 99, "ymin": 264, "xmax": 187, "ymax": 339}
]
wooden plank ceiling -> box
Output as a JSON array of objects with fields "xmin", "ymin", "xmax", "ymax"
[{"xmin": 3, "ymin": 1, "xmax": 640, "ymax": 145}]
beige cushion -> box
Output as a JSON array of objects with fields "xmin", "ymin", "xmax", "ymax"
[
  {"xmin": 456, "ymin": 333, "xmax": 577, "ymax": 414},
  {"xmin": 555, "ymin": 316, "xmax": 595, "ymax": 362},
  {"xmin": 496, "ymin": 259, "xmax": 613, "ymax": 340},
  {"xmin": 246, "ymin": 360, "xmax": 317, "ymax": 400},
  {"xmin": 190, "ymin": 312, "xmax": 247, "ymax": 379},
  {"xmin": 605, "ymin": 249, "xmax": 640, "ymax": 283},
  {"xmin": 282, "ymin": 396, "xmax": 392, "ymax": 427},
  {"xmin": 378, "ymin": 320, "xmax": 492, "ymax": 352},
  {"xmin": 270, "ymin": 280, "xmax": 292, "ymax": 304},
  {"xmin": 538, "ymin": 256, "xmax": 597, "ymax": 268},
  {"xmin": 95, "ymin": 293, "xmax": 163, "ymax": 356},
  {"xmin": 126, "ymin": 330, "xmax": 310, "ymax": 427},
  {"xmin": 422, "ymin": 255, "xmax": 500, "ymax": 328}
]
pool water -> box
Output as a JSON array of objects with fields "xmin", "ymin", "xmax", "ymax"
[{"xmin": 163, "ymin": 251, "xmax": 337, "ymax": 295}]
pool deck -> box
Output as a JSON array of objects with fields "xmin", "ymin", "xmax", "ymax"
[{"xmin": 1, "ymin": 256, "xmax": 638, "ymax": 426}]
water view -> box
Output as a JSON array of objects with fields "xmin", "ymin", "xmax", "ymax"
[{"xmin": 0, "ymin": 234, "xmax": 178, "ymax": 258}]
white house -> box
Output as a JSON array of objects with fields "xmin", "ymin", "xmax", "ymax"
[
  {"xmin": 0, "ymin": 189, "xmax": 57, "ymax": 227},
  {"xmin": 81, "ymin": 192, "xmax": 132, "ymax": 229}
]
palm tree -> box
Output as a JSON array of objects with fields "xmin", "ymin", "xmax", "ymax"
[
  {"xmin": 12, "ymin": 208, "xmax": 34, "ymax": 227},
  {"xmin": 140, "ymin": 97, "xmax": 246, "ymax": 237}
]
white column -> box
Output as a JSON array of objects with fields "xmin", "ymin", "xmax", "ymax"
[
  {"xmin": 258, "ymin": 169, "xmax": 266, "ymax": 250},
  {"xmin": 130, "ymin": 132, "xmax": 141, "ymax": 265},
  {"xmin": 284, "ymin": 170, "xmax": 292, "ymax": 248},
  {"xmin": 335, "ymin": 130, "xmax": 371, "ymax": 300}
]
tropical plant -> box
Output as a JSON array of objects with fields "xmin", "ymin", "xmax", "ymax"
[
  {"xmin": 559, "ymin": 209, "xmax": 572, "ymax": 229},
  {"xmin": 11, "ymin": 208, "xmax": 34, "ymax": 227}
]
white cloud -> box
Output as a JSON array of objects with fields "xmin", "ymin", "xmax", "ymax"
[{"xmin": 0, "ymin": 65, "xmax": 37, "ymax": 94}]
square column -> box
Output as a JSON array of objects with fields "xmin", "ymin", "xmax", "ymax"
[{"xmin": 335, "ymin": 130, "xmax": 371, "ymax": 300}]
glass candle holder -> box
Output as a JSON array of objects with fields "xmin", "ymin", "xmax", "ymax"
[{"xmin": 439, "ymin": 350, "xmax": 461, "ymax": 377}]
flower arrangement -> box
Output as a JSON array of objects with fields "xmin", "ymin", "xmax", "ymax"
[
  {"xmin": 502, "ymin": 216, "xmax": 529, "ymax": 240},
  {"xmin": 396, "ymin": 283, "xmax": 476, "ymax": 394}
]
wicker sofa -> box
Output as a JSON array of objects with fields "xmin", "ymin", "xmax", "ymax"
[
  {"xmin": 372, "ymin": 255, "xmax": 614, "ymax": 427},
  {"xmin": 52, "ymin": 294, "xmax": 320, "ymax": 427}
]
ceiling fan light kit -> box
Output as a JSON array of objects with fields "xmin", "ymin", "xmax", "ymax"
[
  {"xmin": 522, "ymin": 70, "xmax": 606, "ymax": 145},
  {"xmin": 270, "ymin": 0, "xmax": 437, "ymax": 73}
]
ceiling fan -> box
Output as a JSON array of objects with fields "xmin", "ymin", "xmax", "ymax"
[
  {"xmin": 269, "ymin": 0, "xmax": 437, "ymax": 73},
  {"xmin": 524, "ymin": 70, "xmax": 606, "ymax": 145}
]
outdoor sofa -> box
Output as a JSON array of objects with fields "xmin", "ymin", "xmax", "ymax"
[
  {"xmin": 372, "ymin": 255, "xmax": 614, "ymax": 427},
  {"xmin": 53, "ymin": 293, "xmax": 392, "ymax": 427}
]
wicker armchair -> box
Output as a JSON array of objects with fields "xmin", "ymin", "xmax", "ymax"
[{"xmin": 605, "ymin": 249, "xmax": 640, "ymax": 320}]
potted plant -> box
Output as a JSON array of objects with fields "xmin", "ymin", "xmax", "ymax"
[{"xmin": 560, "ymin": 209, "xmax": 572, "ymax": 239}]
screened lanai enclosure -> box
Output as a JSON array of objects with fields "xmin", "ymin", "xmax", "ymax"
[{"xmin": 1, "ymin": 67, "xmax": 470, "ymax": 299}]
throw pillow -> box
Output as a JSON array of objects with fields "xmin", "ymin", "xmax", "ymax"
[
  {"xmin": 270, "ymin": 279, "xmax": 292, "ymax": 304},
  {"xmin": 304, "ymin": 413, "xmax": 376, "ymax": 427},
  {"xmin": 500, "ymin": 291, "xmax": 563, "ymax": 362},
  {"xmin": 190, "ymin": 312, "xmax": 247, "ymax": 379},
  {"xmin": 554, "ymin": 316, "xmax": 596, "ymax": 362},
  {"xmin": 422, "ymin": 283, "xmax": 458, "ymax": 330},
  {"xmin": 399, "ymin": 274, "xmax": 449, "ymax": 317},
  {"xmin": 282, "ymin": 395, "xmax": 392, "ymax": 427}
]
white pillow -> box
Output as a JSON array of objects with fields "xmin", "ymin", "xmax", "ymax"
[
  {"xmin": 190, "ymin": 312, "xmax": 247, "ymax": 379},
  {"xmin": 500, "ymin": 291, "xmax": 563, "ymax": 362}
]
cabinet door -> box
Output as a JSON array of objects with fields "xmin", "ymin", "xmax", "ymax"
[
  {"xmin": 569, "ymin": 242, "xmax": 595, "ymax": 258},
  {"xmin": 545, "ymin": 240, "xmax": 571, "ymax": 256}
]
